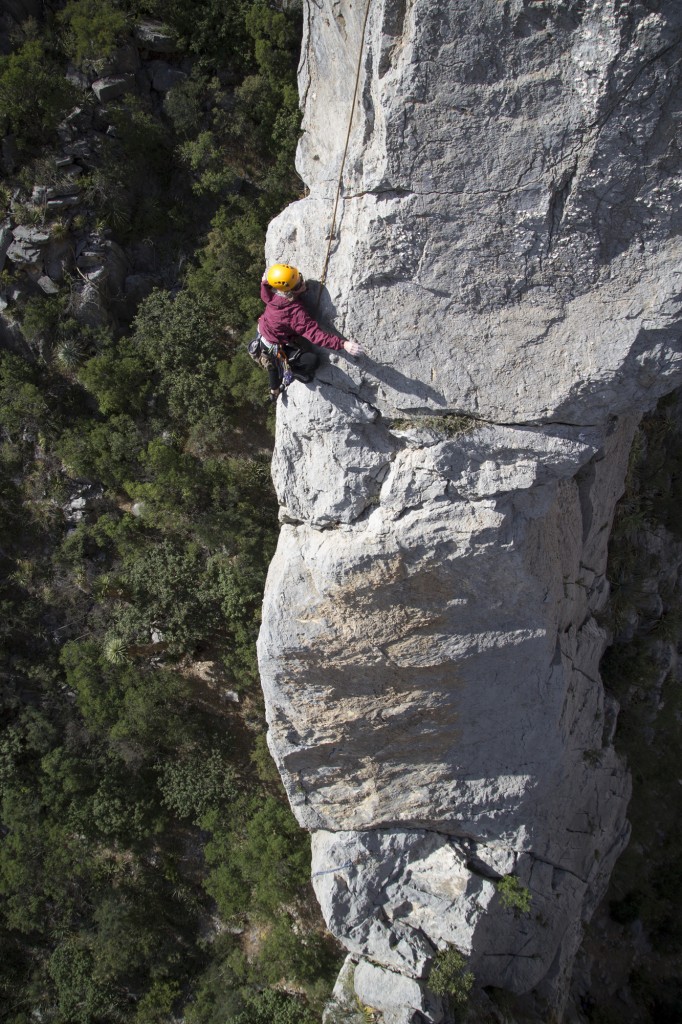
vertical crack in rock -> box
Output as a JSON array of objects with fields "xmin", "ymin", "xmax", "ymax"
[
  {"xmin": 259, "ymin": 1, "xmax": 682, "ymax": 1020},
  {"xmin": 547, "ymin": 163, "xmax": 577, "ymax": 253}
]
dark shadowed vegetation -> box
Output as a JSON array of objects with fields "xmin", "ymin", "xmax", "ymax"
[{"xmin": 0, "ymin": 2, "xmax": 341, "ymax": 1022}]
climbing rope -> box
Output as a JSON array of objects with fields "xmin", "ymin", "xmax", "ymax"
[{"xmin": 315, "ymin": 0, "xmax": 373, "ymax": 311}]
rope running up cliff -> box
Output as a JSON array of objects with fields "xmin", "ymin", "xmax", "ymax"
[{"xmin": 315, "ymin": 0, "xmax": 373, "ymax": 311}]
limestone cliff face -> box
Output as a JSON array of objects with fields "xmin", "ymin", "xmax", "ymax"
[{"xmin": 258, "ymin": 1, "xmax": 682, "ymax": 1020}]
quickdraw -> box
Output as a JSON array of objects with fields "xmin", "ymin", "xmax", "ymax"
[{"xmin": 276, "ymin": 346, "xmax": 295, "ymax": 388}]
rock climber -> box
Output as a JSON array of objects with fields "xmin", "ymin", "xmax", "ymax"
[{"xmin": 250, "ymin": 263, "xmax": 363, "ymax": 400}]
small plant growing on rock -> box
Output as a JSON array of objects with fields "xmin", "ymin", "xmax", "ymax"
[
  {"xmin": 12, "ymin": 201, "xmax": 44, "ymax": 226},
  {"xmin": 50, "ymin": 219, "xmax": 71, "ymax": 242},
  {"xmin": 355, "ymin": 997, "xmax": 379, "ymax": 1023},
  {"xmin": 57, "ymin": 336, "xmax": 89, "ymax": 371},
  {"xmin": 387, "ymin": 413, "xmax": 478, "ymax": 438},
  {"xmin": 428, "ymin": 945, "xmax": 474, "ymax": 1009},
  {"xmin": 496, "ymin": 874, "xmax": 532, "ymax": 914}
]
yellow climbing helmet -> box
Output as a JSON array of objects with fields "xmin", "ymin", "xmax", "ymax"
[{"xmin": 266, "ymin": 263, "xmax": 302, "ymax": 292}]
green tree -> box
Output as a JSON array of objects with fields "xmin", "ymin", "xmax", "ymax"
[
  {"xmin": 59, "ymin": 0, "xmax": 129, "ymax": 65},
  {"xmin": 131, "ymin": 288, "xmax": 234, "ymax": 426},
  {"xmin": 203, "ymin": 795, "xmax": 310, "ymax": 918},
  {"xmin": 186, "ymin": 199, "xmax": 270, "ymax": 319},
  {"xmin": 78, "ymin": 338, "xmax": 152, "ymax": 416},
  {"xmin": 230, "ymin": 988, "xmax": 318, "ymax": 1024},
  {"xmin": 61, "ymin": 639, "xmax": 192, "ymax": 754},
  {"xmin": 0, "ymin": 353, "xmax": 51, "ymax": 440},
  {"xmin": 0, "ymin": 3, "xmax": 337, "ymax": 1022},
  {"xmin": 48, "ymin": 938, "xmax": 116, "ymax": 1024},
  {"xmin": 80, "ymin": 98, "xmax": 177, "ymax": 237},
  {"xmin": 156, "ymin": 748, "xmax": 236, "ymax": 823},
  {"xmin": 257, "ymin": 912, "xmax": 338, "ymax": 988},
  {"xmin": 145, "ymin": 0, "xmax": 253, "ymax": 74},
  {"xmin": 0, "ymin": 785, "xmax": 93, "ymax": 933},
  {"xmin": 134, "ymin": 979, "xmax": 181, "ymax": 1024},
  {"xmin": 0, "ymin": 40, "xmax": 77, "ymax": 154},
  {"xmin": 57, "ymin": 413, "xmax": 144, "ymax": 489},
  {"xmin": 20, "ymin": 295, "xmax": 64, "ymax": 349},
  {"xmin": 112, "ymin": 537, "xmax": 222, "ymax": 654}
]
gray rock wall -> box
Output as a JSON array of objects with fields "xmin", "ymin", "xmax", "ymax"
[{"xmin": 258, "ymin": 1, "xmax": 682, "ymax": 1019}]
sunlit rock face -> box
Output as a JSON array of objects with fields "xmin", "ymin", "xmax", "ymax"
[{"xmin": 258, "ymin": 0, "xmax": 682, "ymax": 1019}]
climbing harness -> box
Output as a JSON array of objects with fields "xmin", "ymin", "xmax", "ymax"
[
  {"xmin": 315, "ymin": 0, "xmax": 373, "ymax": 311},
  {"xmin": 248, "ymin": 332, "xmax": 295, "ymax": 400}
]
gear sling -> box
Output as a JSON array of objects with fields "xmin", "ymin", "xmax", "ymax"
[{"xmin": 248, "ymin": 333, "xmax": 316, "ymax": 397}]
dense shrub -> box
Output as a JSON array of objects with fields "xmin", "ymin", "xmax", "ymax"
[
  {"xmin": 428, "ymin": 946, "xmax": 474, "ymax": 1009},
  {"xmin": 59, "ymin": 0, "xmax": 129, "ymax": 65},
  {"xmin": 0, "ymin": 40, "xmax": 77, "ymax": 155},
  {"xmin": 0, "ymin": 3, "xmax": 334, "ymax": 1022}
]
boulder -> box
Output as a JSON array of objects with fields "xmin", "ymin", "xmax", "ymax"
[
  {"xmin": 92, "ymin": 75, "xmax": 134, "ymax": 102},
  {"xmin": 44, "ymin": 240, "xmax": 73, "ymax": 284},
  {"xmin": 47, "ymin": 196, "xmax": 81, "ymax": 213},
  {"xmin": 6, "ymin": 226, "xmax": 51, "ymax": 266},
  {"xmin": 63, "ymin": 484, "xmax": 103, "ymax": 523},
  {"xmin": 149, "ymin": 62, "xmax": 186, "ymax": 92},
  {"xmin": 65, "ymin": 66, "xmax": 90, "ymax": 90},
  {"xmin": 94, "ymin": 43, "xmax": 140, "ymax": 76},
  {"xmin": 115, "ymin": 42, "xmax": 141, "ymax": 73},
  {"xmin": 354, "ymin": 961, "xmax": 442, "ymax": 1024},
  {"xmin": 69, "ymin": 140, "xmax": 94, "ymax": 160},
  {"xmin": 76, "ymin": 238, "xmax": 130, "ymax": 295},
  {"xmin": 128, "ymin": 239, "xmax": 158, "ymax": 273},
  {"xmin": 32, "ymin": 183, "xmax": 82, "ymax": 204},
  {"xmin": 0, "ymin": 316, "xmax": 32, "ymax": 359},
  {"xmin": 71, "ymin": 282, "xmax": 110, "ymax": 328},
  {"xmin": 133, "ymin": 20, "xmax": 179, "ymax": 53},
  {"xmin": 37, "ymin": 276, "xmax": 60, "ymax": 295},
  {"xmin": 112, "ymin": 272, "xmax": 157, "ymax": 320}
]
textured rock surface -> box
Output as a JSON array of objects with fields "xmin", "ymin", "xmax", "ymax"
[
  {"xmin": 258, "ymin": 0, "xmax": 682, "ymax": 1018},
  {"xmin": 274, "ymin": 0, "xmax": 682, "ymax": 425}
]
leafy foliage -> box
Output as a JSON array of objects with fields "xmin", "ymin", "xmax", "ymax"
[
  {"xmin": 59, "ymin": 0, "xmax": 129, "ymax": 65},
  {"xmin": 496, "ymin": 874, "xmax": 532, "ymax": 914},
  {"xmin": 230, "ymin": 988, "xmax": 320, "ymax": 1024},
  {"xmin": 0, "ymin": 3, "xmax": 336, "ymax": 1023},
  {"xmin": 203, "ymin": 795, "xmax": 311, "ymax": 918},
  {"xmin": 0, "ymin": 40, "xmax": 78, "ymax": 155},
  {"xmin": 428, "ymin": 946, "xmax": 474, "ymax": 1008}
]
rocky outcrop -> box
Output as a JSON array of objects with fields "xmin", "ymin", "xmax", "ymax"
[
  {"xmin": 258, "ymin": 1, "xmax": 682, "ymax": 1020},
  {"xmin": 0, "ymin": 19, "xmax": 182, "ymax": 342}
]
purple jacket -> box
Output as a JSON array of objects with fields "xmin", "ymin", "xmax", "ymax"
[{"xmin": 258, "ymin": 282, "xmax": 344, "ymax": 351}]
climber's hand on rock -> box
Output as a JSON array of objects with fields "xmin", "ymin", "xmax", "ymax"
[{"xmin": 343, "ymin": 340, "xmax": 363, "ymax": 357}]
